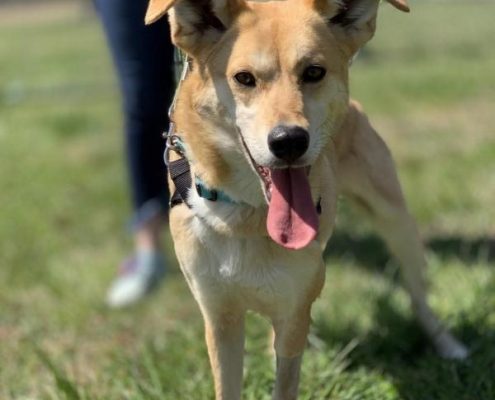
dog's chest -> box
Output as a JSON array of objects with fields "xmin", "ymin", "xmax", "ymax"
[{"xmin": 182, "ymin": 216, "xmax": 322, "ymax": 314}]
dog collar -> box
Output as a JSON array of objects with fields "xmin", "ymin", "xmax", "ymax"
[
  {"xmin": 194, "ymin": 176, "xmax": 236, "ymax": 204},
  {"xmin": 165, "ymin": 133, "xmax": 237, "ymax": 208}
]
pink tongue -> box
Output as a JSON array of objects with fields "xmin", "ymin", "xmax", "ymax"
[{"xmin": 267, "ymin": 168, "xmax": 319, "ymax": 250}]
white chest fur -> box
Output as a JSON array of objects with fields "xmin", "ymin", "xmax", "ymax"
[{"xmin": 176, "ymin": 203, "xmax": 323, "ymax": 317}]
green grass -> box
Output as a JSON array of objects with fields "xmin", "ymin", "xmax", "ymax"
[{"xmin": 1, "ymin": 2, "xmax": 494, "ymax": 399}]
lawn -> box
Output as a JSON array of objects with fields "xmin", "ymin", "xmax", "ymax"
[{"xmin": 0, "ymin": 1, "xmax": 494, "ymax": 399}]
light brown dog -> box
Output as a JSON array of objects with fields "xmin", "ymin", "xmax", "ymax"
[{"xmin": 146, "ymin": 0, "xmax": 468, "ymax": 398}]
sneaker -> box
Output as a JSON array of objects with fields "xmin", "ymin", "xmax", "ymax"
[{"xmin": 106, "ymin": 250, "xmax": 166, "ymax": 308}]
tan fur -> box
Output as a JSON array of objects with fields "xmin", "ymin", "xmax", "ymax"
[
  {"xmin": 145, "ymin": 0, "xmax": 174, "ymax": 24},
  {"xmin": 148, "ymin": 1, "xmax": 466, "ymax": 398}
]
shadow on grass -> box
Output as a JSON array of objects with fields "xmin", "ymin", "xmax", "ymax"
[
  {"xmin": 313, "ymin": 291, "xmax": 495, "ymax": 400},
  {"xmin": 35, "ymin": 347, "xmax": 82, "ymax": 400},
  {"xmin": 319, "ymin": 230, "xmax": 495, "ymax": 399},
  {"xmin": 324, "ymin": 230, "xmax": 495, "ymax": 269}
]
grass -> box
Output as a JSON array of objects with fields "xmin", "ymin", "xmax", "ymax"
[{"xmin": 1, "ymin": 1, "xmax": 494, "ymax": 399}]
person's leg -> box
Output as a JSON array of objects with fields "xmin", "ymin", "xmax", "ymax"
[{"xmin": 95, "ymin": 0, "xmax": 175, "ymax": 307}]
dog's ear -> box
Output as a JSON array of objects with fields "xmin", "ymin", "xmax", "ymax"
[
  {"xmin": 325, "ymin": 0, "xmax": 409, "ymax": 55},
  {"xmin": 145, "ymin": 0, "xmax": 246, "ymax": 58},
  {"xmin": 386, "ymin": 0, "xmax": 410, "ymax": 13},
  {"xmin": 145, "ymin": 0, "xmax": 175, "ymax": 25}
]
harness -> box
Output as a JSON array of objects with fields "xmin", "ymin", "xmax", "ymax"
[
  {"xmin": 165, "ymin": 54, "xmax": 236, "ymax": 209},
  {"xmin": 166, "ymin": 133, "xmax": 236, "ymax": 208}
]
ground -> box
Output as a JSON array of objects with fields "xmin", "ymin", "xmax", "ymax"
[{"xmin": 0, "ymin": 1, "xmax": 494, "ymax": 399}]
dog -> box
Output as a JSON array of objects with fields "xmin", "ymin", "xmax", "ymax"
[{"xmin": 145, "ymin": 0, "xmax": 468, "ymax": 398}]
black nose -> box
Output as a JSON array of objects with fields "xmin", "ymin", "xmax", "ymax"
[{"xmin": 268, "ymin": 125, "xmax": 309, "ymax": 164}]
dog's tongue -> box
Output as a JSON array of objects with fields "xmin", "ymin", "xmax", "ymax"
[{"xmin": 267, "ymin": 168, "xmax": 319, "ymax": 250}]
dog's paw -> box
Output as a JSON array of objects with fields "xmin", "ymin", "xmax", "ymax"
[{"xmin": 434, "ymin": 332, "xmax": 469, "ymax": 360}]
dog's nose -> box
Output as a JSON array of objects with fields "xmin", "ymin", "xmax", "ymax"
[{"xmin": 268, "ymin": 125, "xmax": 309, "ymax": 164}]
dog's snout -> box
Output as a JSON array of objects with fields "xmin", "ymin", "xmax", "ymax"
[{"xmin": 268, "ymin": 125, "xmax": 309, "ymax": 164}]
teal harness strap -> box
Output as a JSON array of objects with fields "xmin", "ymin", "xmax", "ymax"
[
  {"xmin": 166, "ymin": 135, "xmax": 237, "ymax": 207},
  {"xmin": 194, "ymin": 176, "xmax": 236, "ymax": 204}
]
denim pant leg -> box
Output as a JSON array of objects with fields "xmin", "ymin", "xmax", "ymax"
[{"xmin": 95, "ymin": 0, "xmax": 175, "ymax": 229}]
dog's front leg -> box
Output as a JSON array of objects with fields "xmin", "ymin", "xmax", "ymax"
[
  {"xmin": 271, "ymin": 308, "xmax": 311, "ymax": 400},
  {"xmin": 273, "ymin": 355, "xmax": 302, "ymax": 400},
  {"xmin": 203, "ymin": 307, "xmax": 245, "ymax": 400}
]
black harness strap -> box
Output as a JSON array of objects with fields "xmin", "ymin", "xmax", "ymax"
[{"xmin": 168, "ymin": 157, "xmax": 192, "ymax": 208}]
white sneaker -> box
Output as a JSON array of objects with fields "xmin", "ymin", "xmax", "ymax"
[{"xmin": 106, "ymin": 251, "xmax": 166, "ymax": 308}]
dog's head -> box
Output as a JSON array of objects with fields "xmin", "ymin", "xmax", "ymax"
[{"xmin": 147, "ymin": 0, "xmax": 408, "ymax": 249}]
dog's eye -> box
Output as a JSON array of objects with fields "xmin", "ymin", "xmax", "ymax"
[
  {"xmin": 302, "ymin": 65, "xmax": 326, "ymax": 83},
  {"xmin": 234, "ymin": 71, "xmax": 256, "ymax": 87}
]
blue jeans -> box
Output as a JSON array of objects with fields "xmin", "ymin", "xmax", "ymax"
[{"xmin": 95, "ymin": 0, "xmax": 174, "ymax": 228}]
